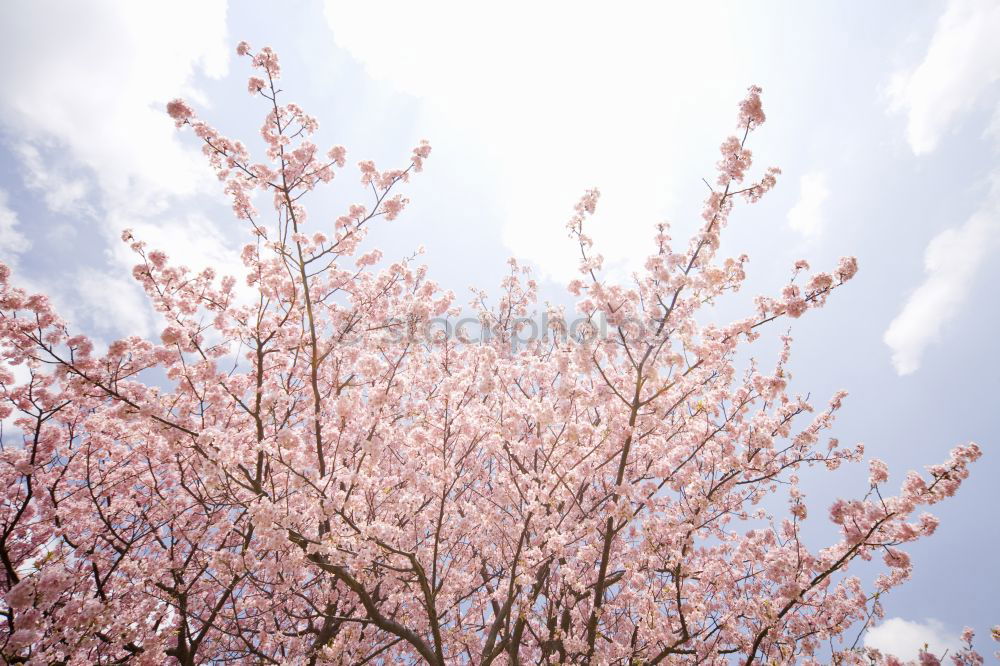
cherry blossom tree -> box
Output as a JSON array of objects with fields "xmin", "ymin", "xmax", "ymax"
[{"xmin": 0, "ymin": 43, "xmax": 988, "ymax": 665}]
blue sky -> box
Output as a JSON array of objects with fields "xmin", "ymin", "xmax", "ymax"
[{"xmin": 0, "ymin": 1, "xmax": 997, "ymax": 658}]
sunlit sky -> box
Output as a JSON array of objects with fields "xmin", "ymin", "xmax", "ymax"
[{"xmin": 1, "ymin": 1, "xmax": 997, "ymax": 658}]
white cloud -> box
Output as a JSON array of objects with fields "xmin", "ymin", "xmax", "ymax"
[
  {"xmin": 864, "ymin": 617, "xmax": 961, "ymax": 661},
  {"xmin": 987, "ymin": 102, "xmax": 1000, "ymax": 144},
  {"xmin": 787, "ymin": 172, "xmax": 829, "ymax": 238},
  {"xmin": 44, "ymin": 223, "xmax": 80, "ymax": 251},
  {"xmin": 884, "ymin": 181, "xmax": 1000, "ymax": 374},
  {"xmin": 14, "ymin": 143, "xmax": 92, "ymax": 217},
  {"xmin": 0, "ymin": 189, "xmax": 30, "ymax": 268},
  {"xmin": 0, "ymin": 2, "xmax": 240, "ymax": 339},
  {"xmin": 884, "ymin": 0, "xmax": 1000, "ymax": 374},
  {"xmin": 323, "ymin": 1, "xmax": 787, "ymax": 282},
  {"xmin": 887, "ymin": 0, "xmax": 1000, "ymax": 155},
  {"xmin": 72, "ymin": 269, "xmax": 154, "ymax": 340},
  {"xmin": 0, "ymin": 1, "xmax": 230, "ymax": 209}
]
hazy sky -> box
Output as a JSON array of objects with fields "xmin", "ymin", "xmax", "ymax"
[{"xmin": 1, "ymin": 1, "xmax": 997, "ymax": 658}]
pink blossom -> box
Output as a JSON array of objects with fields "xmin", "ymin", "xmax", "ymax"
[
  {"xmin": 328, "ymin": 145, "xmax": 347, "ymax": 167},
  {"xmin": 869, "ymin": 458, "xmax": 889, "ymax": 485},
  {"xmin": 918, "ymin": 512, "xmax": 940, "ymax": 535},
  {"xmin": 918, "ymin": 650, "xmax": 942, "ymax": 666},
  {"xmin": 837, "ymin": 255, "xmax": 859, "ymax": 281},
  {"xmin": 411, "ymin": 139, "xmax": 432, "ymax": 171},
  {"xmin": 739, "ymin": 85, "xmax": 766, "ymax": 129},
  {"xmin": 882, "ymin": 547, "xmax": 910, "ymax": 569},
  {"xmin": 160, "ymin": 326, "xmax": 182, "ymax": 346},
  {"xmin": 147, "ymin": 250, "xmax": 167, "ymax": 269},
  {"xmin": 8, "ymin": 629, "xmax": 42, "ymax": 650},
  {"xmin": 743, "ymin": 165, "xmax": 781, "ymax": 202},
  {"xmin": 575, "ymin": 188, "xmax": 600, "ymax": 215},
  {"xmin": 717, "ymin": 136, "xmax": 752, "ymax": 185},
  {"xmin": 358, "ymin": 160, "xmax": 377, "ymax": 185},
  {"xmin": 381, "ymin": 194, "xmax": 408, "ymax": 220},
  {"xmin": 5, "ymin": 581, "xmax": 33, "ymax": 609},
  {"xmin": 251, "ymin": 46, "xmax": 280, "ymax": 79},
  {"xmin": 166, "ymin": 98, "xmax": 194, "ymax": 126},
  {"xmin": 247, "ymin": 76, "xmax": 265, "ymax": 95}
]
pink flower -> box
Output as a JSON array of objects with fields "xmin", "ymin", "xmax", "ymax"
[
  {"xmin": 236, "ymin": 40, "xmax": 251, "ymax": 56},
  {"xmin": 882, "ymin": 547, "xmax": 910, "ymax": 569},
  {"xmin": 743, "ymin": 165, "xmax": 780, "ymax": 202},
  {"xmin": 252, "ymin": 46, "xmax": 281, "ymax": 79},
  {"xmin": 382, "ymin": 194, "xmax": 408, "ymax": 220},
  {"xmin": 413, "ymin": 140, "xmax": 431, "ymax": 159},
  {"xmin": 739, "ymin": 85, "xmax": 766, "ymax": 129},
  {"xmin": 805, "ymin": 274, "xmax": 832, "ymax": 295},
  {"xmin": 918, "ymin": 512, "xmax": 940, "ymax": 535},
  {"xmin": 358, "ymin": 160, "xmax": 377, "ymax": 186},
  {"xmin": 5, "ymin": 580, "xmax": 33, "ymax": 609},
  {"xmin": 248, "ymin": 76, "xmax": 266, "ymax": 95},
  {"xmin": 148, "ymin": 250, "xmax": 168, "ymax": 269},
  {"xmin": 837, "ymin": 256, "xmax": 859, "ymax": 282},
  {"xmin": 411, "ymin": 140, "xmax": 432, "ymax": 171},
  {"xmin": 716, "ymin": 136, "xmax": 752, "ymax": 185},
  {"xmin": 166, "ymin": 98, "xmax": 194, "ymax": 126},
  {"xmin": 918, "ymin": 650, "xmax": 941, "ymax": 666},
  {"xmin": 9, "ymin": 629, "xmax": 42, "ymax": 650},
  {"xmin": 868, "ymin": 458, "xmax": 889, "ymax": 485},
  {"xmin": 328, "ymin": 145, "xmax": 347, "ymax": 168},
  {"xmin": 160, "ymin": 326, "xmax": 183, "ymax": 346},
  {"xmin": 575, "ymin": 188, "xmax": 600, "ymax": 215},
  {"xmin": 107, "ymin": 339, "xmax": 129, "ymax": 357}
]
